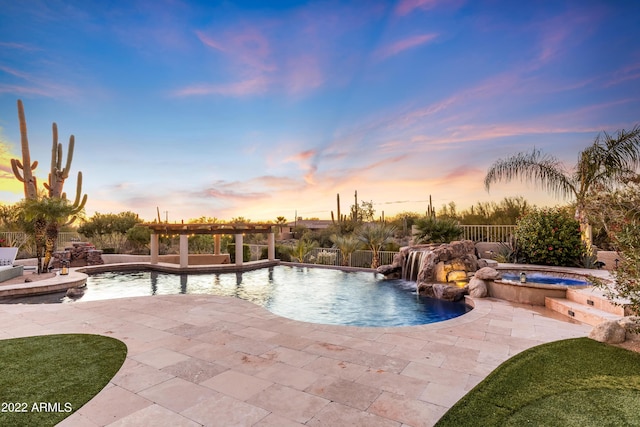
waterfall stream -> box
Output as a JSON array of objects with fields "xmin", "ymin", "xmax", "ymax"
[{"xmin": 402, "ymin": 250, "xmax": 427, "ymax": 281}]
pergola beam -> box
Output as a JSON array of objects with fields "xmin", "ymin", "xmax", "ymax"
[{"xmin": 139, "ymin": 223, "xmax": 276, "ymax": 268}]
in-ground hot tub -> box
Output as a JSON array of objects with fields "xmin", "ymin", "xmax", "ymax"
[{"xmin": 486, "ymin": 266, "xmax": 595, "ymax": 306}]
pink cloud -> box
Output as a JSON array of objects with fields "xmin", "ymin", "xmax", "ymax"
[
  {"xmin": 395, "ymin": 0, "xmax": 440, "ymax": 16},
  {"xmin": 283, "ymin": 149, "xmax": 318, "ymax": 184},
  {"xmin": 173, "ymin": 77, "xmax": 269, "ymax": 97},
  {"xmin": 196, "ymin": 29, "xmax": 275, "ymax": 73},
  {"xmin": 605, "ymin": 62, "xmax": 640, "ymax": 88},
  {"xmin": 531, "ymin": 7, "xmax": 602, "ymax": 67},
  {"xmin": 284, "ymin": 55, "xmax": 324, "ymax": 94},
  {"xmin": 285, "ymin": 149, "xmax": 316, "ymax": 163},
  {"xmin": 375, "ymin": 33, "xmax": 438, "ymax": 60},
  {"xmin": 0, "ymin": 65, "xmax": 79, "ymax": 99},
  {"xmin": 0, "ymin": 42, "xmax": 39, "ymax": 51}
]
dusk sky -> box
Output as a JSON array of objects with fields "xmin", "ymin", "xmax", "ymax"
[{"xmin": 1, "ymin": 1, "xmax": 639, "ymax": 223}]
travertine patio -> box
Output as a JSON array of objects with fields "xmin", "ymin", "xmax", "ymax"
[{"xmin": 0, "ymin": 294, "xmax": 591, "ymax": 426}]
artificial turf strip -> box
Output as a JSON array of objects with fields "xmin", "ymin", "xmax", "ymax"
[
  {"xmin": 0, "ymin": 334, "xmax": 127, "ymax": 427},
  {"xmin": 435, "ymin": 338, "xmax": 640, "ymax": 427}
]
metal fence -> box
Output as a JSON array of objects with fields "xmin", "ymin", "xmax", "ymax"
[
  {"xmin": 459, "ymin": 225, "xmax": 516, "ymax": 243},
  {"xmin": 0, "ymin": 231, "xmax": 82, "ymax": 252},
  {"xmin": 306, "ymin": 247, "xmax": 398, "ymax": 268}
]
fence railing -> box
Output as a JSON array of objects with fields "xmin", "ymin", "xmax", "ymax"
[
  {"xmin": 0, "ymin": 231, "xmax": 82, "ymax": 252},
  {"xmin": 305, "ymin": 247, "xmax": 398, "ymax": 268},
  {"xmin": 459, "ymin": 225, "xmax": 516, "ymax": 243}
]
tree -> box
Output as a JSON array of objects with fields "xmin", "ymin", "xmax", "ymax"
[
  {"xmin": 485, "ymin": 126, "xmax": 640, "ymax": 246},
  {"xmin": 456, "ymin": 197, "xmax": 531, "ymax": 225},
  {"xmin": 125, "ymin": 226, "xmax": 151, "ymax": 254},
  {"xmin": 351, "ymin": 200, "xmax": 375, "ymax": 223},
  {"xmin": 275, "ymin": 216, "xmax": 287, "ymax": 237},
  {"xmin": 387, "ymin": 211, "xmax": 422, "ymax": 237},
  {"xmin": 587, "ymin": 179, "xmax": 640, "ymax": 316},
  {"xmin": 357, "ymin": 223, "xmax": 396, "ymax": 269},
  {"xmin": 330, "ymin": 234, "xmax": 362, "ymax": 266},
  {"xmin": 78, "ymin": 211, "xmax": 141, "ymax": 252},
  {"xmin": 19, "ymin": 196, "xmax": 81, "ymax": 273}
]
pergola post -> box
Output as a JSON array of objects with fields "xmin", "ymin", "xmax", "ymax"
[
  {"xmin": 150, "ymin": 233, "xmax": 159, "ymax": 264},
  {"xmin": 179, "ymin": 234, "xmax": 188, "ymax": 268},
  {"xmin": 268, "ymin": 232, "xmax": 275, "ymax": 261},
  {"xmin": 235, "ymin": 233, "xmax": 243, "ymax": 267},
  {"xmin": 214, "ymin": 235, "xmax": 221, "ymax": 255}
]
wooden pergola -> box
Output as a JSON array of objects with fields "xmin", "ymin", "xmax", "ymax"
[{"xmin": 139, "ymin": 223, "xmax": 276, "ymax": 268}]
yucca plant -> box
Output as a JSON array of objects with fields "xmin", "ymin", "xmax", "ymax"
[
  {"xmin": 286, "ymin": 238, "xmax": 318, "ymax": 263},
  {"xmin": 413, "ymin": 217, "xmax": 463, "ymax": 244},
  {"xmin": 330, "ymin": 234, "xmax": 362, "ymax": 266},
  {"xmin": 357, "ymin": 223, "xmax": 396, "ymax": 269}
]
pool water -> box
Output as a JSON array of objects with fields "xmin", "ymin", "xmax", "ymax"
[
  {"xmin": 78, "ymin": 266, "xmax": 470, "ymax": 327},
  {"xmin": 501, "ymin": 273, "xmax": 590, "ymax": 286}
]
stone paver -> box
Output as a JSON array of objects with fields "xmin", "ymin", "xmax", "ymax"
[{"xmin": 0, "ymin": 294, "xmax": 592, "ymax": 426}]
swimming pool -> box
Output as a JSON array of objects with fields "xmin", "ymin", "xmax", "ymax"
[{"xmin": 76, "ymin": 266, "xmax": 471, "ymax": 327}]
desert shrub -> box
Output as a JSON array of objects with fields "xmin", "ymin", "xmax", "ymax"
[
  {"xmin": 227, "ymin": 243, "xmax": 251, "ymax": 262},
  {"xmin": 316, "ymin": 250, "xmax": 337, "ymax": 265},
  {"xmin": 515, "ymin": 208, "xmax": 588, "ymax": 266},
  {"xmin": 413, "ymin": 217, "xmax": 463, "ymax": 244},
  {"xmin": 125, "ymin": 226, "xmax": 150, "ymax": 254},
  {"xmin": 261, "ymin": 245, "xmax": 292, "ymax": 262},
  {"xmin": 188, "ymin": 235, "xmax": 214, "ymax": 254}
]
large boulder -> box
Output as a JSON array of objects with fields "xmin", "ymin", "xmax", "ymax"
[
  {"xmin": 468, "ymin": 277, "xmax": 488, "ymax": 298},
  {"xmin": 618, "ymin": 316, "xmax": 640, "ymax": 341},
  {"xmin": 589, "ymin": 320, "xmax": 627, "ymax": 344},
  {"xmin": 474, "ymin": 267, "xmax": 501, "ymax": 280},
  {"xmin": 432, "ymin": 283, "xmax": 468, "ymax": 302},
  {"xmin": 377, "ymin": 264, "xmax": 401, "ymax": 277},
  {"xmin": 418, "ymin": 282, "xmax": 468, "ymax": 301}
]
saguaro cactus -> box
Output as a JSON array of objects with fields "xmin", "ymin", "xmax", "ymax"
[
  {"xmin": 10, "ymin": 100, "xmax": 39, "ymax": 199},
  {"xmin": 44, "ymin": 122, "xmax": 75, "ymax": 198},
  {"xmin": 10, "ymin": 99, "xmax": 87, "ymax": 272}
]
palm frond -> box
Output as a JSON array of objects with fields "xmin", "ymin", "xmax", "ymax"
[
  {"xmin": 484, "ymin": 148, "xmax": 576, "ymax": 199},
  {"xmin": 575, "ymin": 125, "xmax": 640, "ymax": 193}
]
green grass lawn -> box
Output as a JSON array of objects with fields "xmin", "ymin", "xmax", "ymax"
[
  {"xmin": 0, "ymin": 334, "xmax": 127, "ymax": 427},
  {"xmin": 436, "ymin": 338, "xmax": 640, "ymax": 426}
]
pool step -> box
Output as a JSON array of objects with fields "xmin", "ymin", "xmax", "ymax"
[
  {"xmin": 545, "ymin": 297, "xmax": 622, "ymax": 326},
  {"xmin": 565, "ymin": 288, "xmax": 626, "ymax": 316}
]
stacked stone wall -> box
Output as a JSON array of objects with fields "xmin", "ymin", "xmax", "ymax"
[{"xmin": 52, "ymin": 242, "xmax": 104, "ymax": 268}]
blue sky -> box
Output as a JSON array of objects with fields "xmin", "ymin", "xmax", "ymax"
[{"xmin": 1, "ymin": 0, "xmax": 639, "ymax": 222}]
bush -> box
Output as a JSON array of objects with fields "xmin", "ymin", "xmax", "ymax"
[
  {"xmin": 515, "ymin": 208, "xmax": 588, "ymax": 266},
  {"xmin": 125, "ymin": 226, "xmax": 150, "ymax": 253},
  {"xmin": 316, "ymin": 250, "xmax": 337, "ymax": 265},
  {"xmin": 188, "ymin": 235, "xmax": 214, "ymax": 254},
  {"xmin": 261, "ymin": 245, "xmax": 292, "ymax": 262},
  {"xmin": 227, "ymin": 243, "xmax": 251, "ymax": 263},
  {"xmin": 413, "ymin": 217, "xmax": 463, "ymax": 244}
]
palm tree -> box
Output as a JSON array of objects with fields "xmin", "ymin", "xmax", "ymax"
[
  {"xmin": 287, "ymin": 238, "xmax": 318, "ymax": 263},
  {"xmin": 330, "ymin": 234, "xmax": 362, "ymax": 266},
  {"xmin": 357, "ymin": 223, "xmax": 396, "ymax": 269},
  {"xmin": 19, "ymin": 196, "xmax": 81, "ymax": 273},
  {"xmin": 275, "ymin": 216, "xmax": 287, "ymax": 238},
  {"xmin": 485, "ymin": 126, "xmax": 640, "ymax": 245}
]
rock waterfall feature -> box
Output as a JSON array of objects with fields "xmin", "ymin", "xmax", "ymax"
[{"xmin": 377, "ymin": 240, "xmax": 479, "ymax": 301}]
